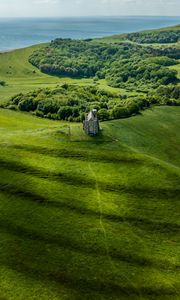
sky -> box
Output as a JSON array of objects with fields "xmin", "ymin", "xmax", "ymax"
[{"xmin": 0, "ymin": 0, "xmax": 179, "ymax": 17}]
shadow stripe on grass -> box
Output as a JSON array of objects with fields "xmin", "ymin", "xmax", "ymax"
[
  {"xmin": 1, "ymin": 182, "xmax": 180, "ymax": 234},
  {"xmin": 7, "ymin": 144, "xmax": 140, "ymax": 164},
  {"xmin": 0, "ymin": 158, "xmax": 180, "ymax": 199},
  {"xmin": 2, "ymin": 257, "xmax": 179, "ymax": 298},
  {"xmin": 0, "ymin": 196, "xmax": 179, "ymax": 271}
]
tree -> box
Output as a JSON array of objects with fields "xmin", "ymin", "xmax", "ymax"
[
  {"xmin": 111, "ymin": 106, "xmax": 130, "ymax": 119},
  {"xmin": 18, "ymin": 98, "xmax": 37, "ymax": 112},
  {"xmin": 58, "ymin": 106, "xmax": 73, "ymax": 120},
  {"xmin": 0, "ymin": 80, "xmax": 6, "ymax": 86},
  {"xmin": 98, "ymin": 108, "xmax": 109, "ymax": 121}
]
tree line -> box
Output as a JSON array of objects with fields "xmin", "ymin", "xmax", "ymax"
[
  {"xmin": 5, "ymin": 84, "xmax": 180, "ymax": 122},
  {"xmin": 127, "ymin": 29, "xmax": 180, "ymax": 44}
]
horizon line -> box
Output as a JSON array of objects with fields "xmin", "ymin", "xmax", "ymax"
[{"xmin": 0, "ymin": 15, "xmax": 180, "ymax": 18}]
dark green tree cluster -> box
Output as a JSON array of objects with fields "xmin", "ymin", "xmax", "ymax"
[
  {"xmin": 155, "ymin": 85, "xmax": 180, "ymax": 105},
  {"xmin": 156, "ymin": 85, "xmax": 180, "ymax": 99},
  {"xmin": 6, "ymin": 83, "xmax": 180, "ymax": 122},
  {"xmin": 29, "ymin": 39, "xmax": 110, "ymax": 78},
  {"xmin": 106, "ymin": 56, "xmax": 177, "ymax": 89},
  {"xmin": 6, "ymin": 84, "xmax": 152, "ymax": 121},
  {"xmin": 0, "ymin": 80, "xmax": 5, "ymax": 86},
  {"xmin": 29, "ymin": 39, "xmax": 178, "ymax": 90},
  {"xmin": 127, "ymin": 30, "xmax": 180, "ymax": 44},
  {"xmin": 6, "ymin": 84, "xmax": 180, "ymax": 122},
  {"xmin": 145, "ymin": 56, "xmax": 178, "ymax": 66},
  {"xmin": 152, "ymin": 46, "xmax": 180, "ymax": 59}
]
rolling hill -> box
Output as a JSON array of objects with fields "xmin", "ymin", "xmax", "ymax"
[
  {"xmin": 0, "ymin": 23, "xmax": 179, "ymax": 105},
  {"xmin": 0, "ymin": 45, "xmax": 95, "ymax": 104},
  {"xmin": 0, "ymin": 106, "xmax": 180, "ymax": 300},
  {"xmin": 0, "ymin": 23, "xmax": 180, "ymax": 300}
]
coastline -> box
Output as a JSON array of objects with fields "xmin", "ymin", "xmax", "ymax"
[
  {"xmin": 0, "ymin": 49, "xmax": 17, "ymax": 54},
  {"xmin": 0, "ymin": 16, "xmax": 179, "ymax": 52},
  {"xmin": 0, "ymin": 43, "xmax": 48, "ymax": 54},
  {"xmin": 0, "ymin": 20, "xmax": 179, "ymax": 54}
]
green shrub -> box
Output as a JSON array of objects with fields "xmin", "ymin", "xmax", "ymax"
[
  {"xmin": 18, "ymin": 98, "xmax": 37, "ymax": 112},
  {"xmin": 6, "ymin": 104, "xmax": 17, "ymax": 111},
  {"xmin": 0, "ymin": 80, "xmax": 6, "ymax": 86},
  {"xmin": 58, "ymin": 106, "xmax": 73, "ymax": 120},
  {"xmin": 35, "ymin": 110, "xmax": 44, "ymax": 118},
  {"xmin": 111, "ymin": 106, "xmax": 130, "ymax": 119},
  {"xmin": 98, "ymin": 108, "xmax": 110, "ymax": 121}
]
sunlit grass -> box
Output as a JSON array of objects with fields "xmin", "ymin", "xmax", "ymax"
[{"xmin": 0, "ymin": 106, "xmax": 179, "ymax": 299}]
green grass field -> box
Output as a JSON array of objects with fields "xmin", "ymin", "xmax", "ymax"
[
  {"xmin": 0, "ymin": 30, "xmax": 180, "ymax": 299},
  {"xmin": 0, "ymin": 106, "xmax": 180, "ymax": 300}
]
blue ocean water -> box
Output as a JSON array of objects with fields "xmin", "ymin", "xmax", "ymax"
[{"xmin": 0, "ymin": 16, "xmax": 179, "ymax": 51}]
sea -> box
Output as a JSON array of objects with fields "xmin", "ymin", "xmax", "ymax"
[{"xmin": 0, "ymin": 16, "xmax": 179, "ymax": 51}]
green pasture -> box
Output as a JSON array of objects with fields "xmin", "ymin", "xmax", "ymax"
[
  {"xmin": 0, "ymin": 106, "xmax": 179, "ymax": 299},
  {"xmin": 0, "ymin": 26, "xmax": 180, "ymax": 299}
]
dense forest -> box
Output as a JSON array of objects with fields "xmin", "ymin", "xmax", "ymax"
[
  {"xmin": 29, "ymin": 39, "xmax": 179, "ymax": 91},
  {"xmin": 127, "ymin": 29, "xmax": 180, "ymax": 44},
  {"xmin": 156, "ymin": 85, "xmax": 180, "ymax": 100},
  {"xmin": 5, "ymin": 83, "xmax": 180, "ymax": 122}
]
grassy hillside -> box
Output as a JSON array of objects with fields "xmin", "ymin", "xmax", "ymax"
[
  {"xmin": 0, "ymin": 44, "xmax": 133, "ymax": 105},
  {"xmin": 0, "ymin": 106, "xmax": 180, "ymax": 300},
  {"xmin": 0, "ymin": 45, "xmax": 95, "ymax": 104},
  {"xmin": 0, "ymin": 23, "xmax": 179, "ymax": 106},
  {"xmin": 0, "ymin": 23, "xmax": 180, "ymax": 299}
]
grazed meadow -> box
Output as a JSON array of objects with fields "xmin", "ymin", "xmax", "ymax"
[
  {"xmin": 0, "ymin": 25, "xmax": 180, "ymax": 299},
  {"xmin": 0, "ymin": 105, "xmax": 179, "ymax": 299}
]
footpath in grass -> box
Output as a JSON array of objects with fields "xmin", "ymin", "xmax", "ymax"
[{"xmin": 0, "ymin": 107, "xmax": 179, "ymax": 299}]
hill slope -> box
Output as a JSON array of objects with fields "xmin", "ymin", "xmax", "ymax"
[
  {"xmin": 0, "ymin": 106, "xmax": 180, "ymax": 300},
  {"xmin": 0, "ymin": 23, "xmax": 180, "ymax": 105},
  {"xmin": 0, "ymin": 24, "xmax": 180, "ymax": 299},
  {"xmin": 0, "ymin": 45, "xmax": 94, "ymax": 104}
]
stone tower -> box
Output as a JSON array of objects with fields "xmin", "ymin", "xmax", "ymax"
[{"xmin": 83, "ymin": 109, "xmax": 100, "ymax": 135}]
